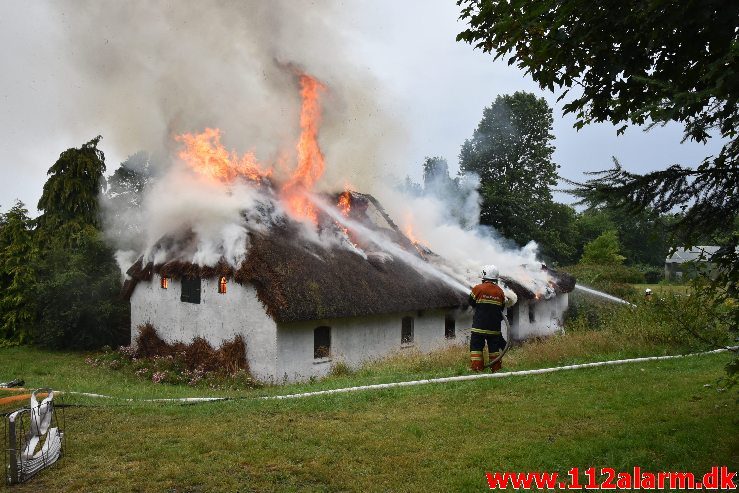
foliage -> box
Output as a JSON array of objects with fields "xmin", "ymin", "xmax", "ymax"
[
  {"xmin": 580, "ymin": 230, "xmax": 625, "ymax": 265},
  {"xmin": 36, "ymin": 136, "xmax": 107, "ymax": 237},
  {"xmin": 33, "ymin": 227, "xmax": 129, "ymax": 349},
  {"xmin": 456, "ymin": 1, "xmax": 737, "ymax": 155},
  {"xmin": 24, "ymin": 137, "xmax": 132, "ymax": 350},
  {"xmin": 0, "ymin": 201, "xmax": 36, "ymax": 343},
  {"xmin": 562, "ymin": 263, "xmax": 643, "ymax": 300},
  {"xmin": 84, "ymin": 325, "xmax": 256, "ymax": 388},
  {"xmin": 457, "ymin": 0, "xmax": 738, "ymax": 373},
  {"xmin": 103, "ymin": 151, "xmax": 156, "ymax": 252},
  {"xmin": 459, "ymin": 91, "xmax": 576, "ymax": 263},
  {"xmin": 574, "ymin": 203, "xmax": 673, "ymax": 267}
]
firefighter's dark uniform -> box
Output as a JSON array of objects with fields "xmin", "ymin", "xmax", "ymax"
[{"xmin": 469, "ymin": 280, "xmax": 507, "ymax": 371}]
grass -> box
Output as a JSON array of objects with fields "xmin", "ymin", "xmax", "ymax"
[
  {"xmin": 2, "ymin": 297, "xmax": 735, "ymax": 491},
  {"xmin": 3, "ymin": 352, "xmax": 736, "ymax": 492},
  {"xmin": 0, "ymin": 328, "xmax": 705, "ymax": 403},
  {"xmin": 633, "ymin": 283, "xmax": 692, "ymax": 295}
]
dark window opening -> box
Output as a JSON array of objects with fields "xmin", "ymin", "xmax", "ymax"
[
  {"xmin": 218, "ymin": 276, "xmax": 227, "ymax": 294},
  {"xmin": 314, "ymin": 326, "xmax": 331, "ymax": 359},
  {"xmin": 401, "ymin": 316, "xmax": 414, "ymax": 344},
  {"xmin": 160, "ymin": 276, "xmax": 169, "ymax": 289},
  {"xmin": 509, "ymin": 305, "xmax": 518, "ymax": 332},
  {"xmin": 528, "ymin": 303, "xmax": 536, "ymax": 323},
  {"xmin": 444, "ymin": 313, "xmax": 456, "ymax": 339},
  {"xmin": 181, "ymin": 276, "xmax": 201, "ymax": 304}
]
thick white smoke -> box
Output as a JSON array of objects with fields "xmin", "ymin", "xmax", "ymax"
[
  {"xmin": 376, "ymin": 179, "xmax": 553, "ymax": 295},
  {"xmin": 70, "ymin": 1, "xmax": 554, "ymax": 295},
  {"xmin": 53, "ymin": 0, "xmax": 405, "ymax": 193}
]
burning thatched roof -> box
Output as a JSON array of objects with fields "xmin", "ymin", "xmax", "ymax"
[
  {"xmin": 124, "ymin": 191, "xmax": 575, "ymax": 321},
  {"xmin": 125, "ymin": 192, "xmax": 468, "ymax": 323},
  {"xmin": 500, "ymin": 267, "xmax": 576, "ymax": 301}
]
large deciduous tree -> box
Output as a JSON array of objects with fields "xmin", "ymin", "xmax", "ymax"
[
  {"xmin": 457, "ymin": 0, "xmax": 737, "ymax": 372},
  {"xmin": 459, "ymin": 91, "xmax": 575, "ymax": 263}
]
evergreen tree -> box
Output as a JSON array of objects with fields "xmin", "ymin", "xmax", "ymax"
[
  {"xmin": 33, "ymin": 137, "xmax": 129, "ymax": 349},
  {"xmin": 0, "ymin": 201, "xmax": 36, "ymax": 343},
  {"xmin": 37, "ymin": 136, "xmax": 107, "ymax": 238}
]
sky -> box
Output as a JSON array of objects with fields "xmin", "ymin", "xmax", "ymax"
[{"xmin": 0, "ymin": 0, "xmax": 722, "ymax": 214}]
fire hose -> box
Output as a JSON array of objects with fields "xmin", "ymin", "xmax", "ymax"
[{"xmin": 483, "ymin": 314, "xmax": 511, "ymax": 370}]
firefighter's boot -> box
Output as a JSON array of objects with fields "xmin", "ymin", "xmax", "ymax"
[
  {"xmin": 489, "ymin": 353, "xmax": 502, "ymax": 373},
  {"xmin": 470, "ymin": 351, "xmax": 484, "ymax": 372}
]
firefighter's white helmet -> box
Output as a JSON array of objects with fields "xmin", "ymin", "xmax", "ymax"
[{"xmin": 481, "ymin": 264, "xmax": 499, "ymax": 281}]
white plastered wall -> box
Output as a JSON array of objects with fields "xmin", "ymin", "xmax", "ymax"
[
  {"xmin": 508, "ymin": 293, "xmax": 568, "ymax": 341},
  {"xmin": 130, "ymin": 277, "xmax": 278, "ymax": 382},
  {"xmin": 274, "ymin": 308, "xmax": 473, "ymax": 382}
]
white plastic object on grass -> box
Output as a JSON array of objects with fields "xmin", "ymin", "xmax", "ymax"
[{"xmin": 7, "ymin": 389, "xmax": 63, "ymax": 484}]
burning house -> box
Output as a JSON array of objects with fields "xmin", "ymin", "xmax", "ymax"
[
  {"xmin": 123, "ymin": 191, "xmax": 575, "ymax": 382},
  {"xmin": 119, "ymin": 71, "xmax": 575, "ymax": 382},
  {"xmin": 124, "ymin": 192, "xmax": 475, "ymax": 382}
]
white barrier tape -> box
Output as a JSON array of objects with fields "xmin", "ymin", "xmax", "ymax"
[{"xmin": 52, "ymin": 347, "xmax": 736, "ymax": 404}]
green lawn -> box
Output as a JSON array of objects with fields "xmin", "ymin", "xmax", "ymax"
[
  {"xmin": 0, "ymin": 326, "xmax": 706, "ymax": 402},
  {"xmin": 2, "ymin": 350, "xmax": 737, "ymax": 492}
]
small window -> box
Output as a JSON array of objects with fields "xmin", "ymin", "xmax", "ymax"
[
  {"xmin": 160, "ymin": 276, "xmax": 169, "ymax": 289},
  {"xmin": 444, "ymin": 313, "xmax": 456, "ymax": 339},
  {"xmin": 528, "ymin": 303, "xmax": 536, "ymax": 323},
  {"xmin": 401, "ymin": 316, "xmax": 414, "ymax": 344},
  {"xmin": 181, "ymin": 276, "xmax": 201, "ymax": 304},
  {"xmin": 218, "ymin": 276, "xmax": 227, "ymax": 294},
  {"xmin": 314, "ymin": 326, "xmax": 331, "ymax": 359}
]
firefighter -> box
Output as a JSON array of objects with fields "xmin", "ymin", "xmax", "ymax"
[{"xmin": 469, "ymin": 264, "xmax": 516, "ymax": 372}]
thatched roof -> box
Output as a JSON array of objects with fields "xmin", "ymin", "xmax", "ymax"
[
  {"xmin": 501, "ymin": 267, "xmax": 576, "ymax": 301},
  {"xmin": 124, "ymin": 191, "xmax": 575, "ymax": 321},
  {"xmin": 125, "ymin": 192, "xmax": 467, "ymax": 323}
]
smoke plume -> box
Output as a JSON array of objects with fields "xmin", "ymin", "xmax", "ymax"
[{"xmin": 61, "ymin": 1, "xmax": 554, "ymax": 295}]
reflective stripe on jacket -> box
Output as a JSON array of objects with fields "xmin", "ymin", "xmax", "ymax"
[{"xmin": 469, "ymin": 281, "xmax": 505, "ymax": 333}]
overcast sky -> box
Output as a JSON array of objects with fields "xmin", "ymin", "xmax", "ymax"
[{"xmin": 0, "ymin": 1, "xmax": 722, "ymax": 214}]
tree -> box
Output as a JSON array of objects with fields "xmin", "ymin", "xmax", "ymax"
[
  {"xmin": 103, "ymin": 151, "xmax": 156, "ymax": 252},
  {"xmin": 459, "ymin": 92, "xmax": 572, "ymax": 262},
  {"xmin": 0, "ymin": 201, "xmax": 36, "ymax": 343},
  {"xmin": 33, "ymin": 229, "xmax": 129, "ymax": 349},
  {"xmin": 456, "ymin": 0, "xmax": 738, "ymax": 279},
  {"xmin": 580, "ymin": 230, "xmax": 625, "ymax": 265},
  {"xmin": 422, "ymin": 156, "xmax": 455, "ymax": 192},
  {"xmin": 37, "ymin": 136, "xmax": 107, "ymax": 238},
  {"xmin": 32, "ymin": 137, "xmax": 129, "ymax": 349},
  {"xmin": 457, "ymin": 0, "xmax": 737, "ymax": 376},
  {"xmin": 574, "ymin": 204, "xmax": 673, "ymax": 267}
]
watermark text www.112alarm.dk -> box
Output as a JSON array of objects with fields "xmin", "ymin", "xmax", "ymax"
[{"xmin": 485, "ymin": 466, "xmax": 736, "ymax": 490}]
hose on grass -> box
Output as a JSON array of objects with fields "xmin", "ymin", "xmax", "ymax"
[{"xmin": 3, "ymin": 346, "xmax": 732, "ymax": 407}]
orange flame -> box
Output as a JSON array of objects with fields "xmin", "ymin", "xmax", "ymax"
[
  {"xmin": 281, "ymin": 74, "xmax": 327, "ymax": 224},
  {"xmin": 175, "ymin": 127, "xmax": 270, "ymax": 183},
  {"xmin": 404, "ymin": 224, "xmax": 417, "ymax": 244},
  {"xmin": 337, "ymin": 190, "xmax": 351, "ymax": 217}
]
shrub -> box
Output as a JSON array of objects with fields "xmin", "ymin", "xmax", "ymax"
[
  {"xmin": 220, "ymin": 335, "xmax": 248, "ymax": 374},
  {"xmin": 135, "ymin": 323, "xmax": 172, "ymax": 358},
  {"xmin": 185, "ymin": 337, "xmax": 220, "ymax": 372},
  {"xmin": 102, "ymin": 324, "xmax": 255, "ymax": 387},
  {"xmin": 563, "ymin": 263, "xmax": 645, "ymax": 287}
]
